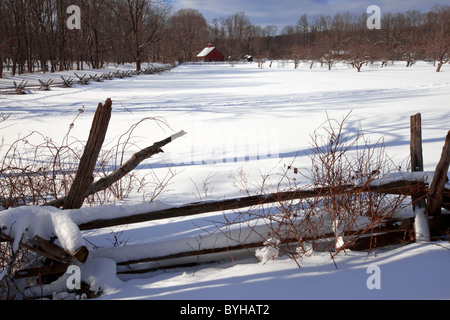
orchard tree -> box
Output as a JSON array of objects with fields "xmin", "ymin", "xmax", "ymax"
[
  {"xmin": 346, "ymin": 40, "xmax": 372, "ymax": 72},
  {"xmin": 290, "ymin": 45, "xmax": 306, "ymax": 69},
  {"xmin": 427, "ymin": 5, "xmax": 450, "ymax": 72}
]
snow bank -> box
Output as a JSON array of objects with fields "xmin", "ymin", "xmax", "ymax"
[
  {"xmin": 98, "ymin": 242, "xmax": 450, "ymax": 300},
  {"xmin": 255, "ymin": 238, "xmax": 281, "ymax": 263},
  {"xmin": 24, "ymin": 257, "xmax": 124, "ymax": 299}
]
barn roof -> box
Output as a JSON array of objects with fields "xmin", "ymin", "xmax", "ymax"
[{"xmin": 197, "ymin": 46, "xmax": 216, "ymax": 57}]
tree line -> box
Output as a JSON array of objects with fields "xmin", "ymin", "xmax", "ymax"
[{"xmin": 1, "ymin": 0, "xmax": 449, "ymax": 78}]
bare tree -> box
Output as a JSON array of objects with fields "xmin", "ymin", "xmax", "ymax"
[
  {"xmin": 0, "ymin": 27, "xmax": 7, "ymax": 78},
  {"xmin": 427, "ymin": 6, "xmax": 450, "ymax": 72},
  {"xmin": 223, "ymin": 12, "xmax": 254, "ymax": 59},
  {"xmin": 290, "ymin": 45, "xmax": 306, "ymax": 69},
  {"xmin": 168, "ymin": 9, "xmax": 209, "ymax": 62},
  {"xmin": 314, "ymin": 35, "xmax": 338, "ymax": 70},
  {"xmin": 346, "ymin": 40, "xmax": 371, "ymax": 72},
  {"xmin": 79, "ymin": 0, "xmax": 111, "ymax": 69},
  {"xmin": 112, "ymin": 0, "xmax": 171, "ymax": 70}
]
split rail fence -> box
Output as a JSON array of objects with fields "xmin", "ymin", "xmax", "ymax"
[
  {"xmin": 0, "ymin": 104, "xmax": 449, "ymax": 296},
  {"xmin": 0, "ymin": 64, "xmax": 173, "ymax": 95}
]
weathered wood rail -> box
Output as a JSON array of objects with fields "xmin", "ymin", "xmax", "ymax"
[
  {"xmin": 13, "ymin": 80, "xmax": 28, "ymax": 94},
  {"xmin": 76, "ymin": 179, "xmax": 437, "ymax": 231},
  {"xmin": 38, "ymin": 79, "xmax": 53, "ymax": 91}
]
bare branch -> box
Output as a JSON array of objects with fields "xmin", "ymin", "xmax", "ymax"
[{"xmin": 46, "ymin": 130, "xmax": 186, "ymax": 208}]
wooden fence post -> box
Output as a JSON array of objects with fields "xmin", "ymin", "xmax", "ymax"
[
  {"xmin": 63, "ymin": 98, "xmax": 112, "ymax": 209},
  {"xmin": 410, "ymin": 113, "xmax": 426, "ymax": 209},
  {"xmin": 427, "ymin": 131, "xmax": 450, "ymax": 215},
  {"xmin": 410, "ymin": 113, "xmax": 424, "ymax": 173},
  {"xmin": 410, "ymin": 113, "xmax": 430, "ymax": 241}
]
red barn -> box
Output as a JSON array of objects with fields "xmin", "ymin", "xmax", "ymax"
[{"xmin": 196, "ymin": 44, "xmax": 225, "ymax": 62}]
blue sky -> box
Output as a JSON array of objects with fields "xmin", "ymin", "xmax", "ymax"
[{"xmin": 170, "ymin": 0, "xmax": 450, "ymax": 29}]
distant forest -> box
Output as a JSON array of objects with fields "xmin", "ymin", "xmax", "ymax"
[{"xmin": 0, "ymin": 0, "xmax": 449, "ymax": 77}]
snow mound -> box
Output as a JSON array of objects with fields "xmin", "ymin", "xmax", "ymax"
[
  {"xmin": 0, "ymin": 206, "xmax": 84, "ymax": 253},
  {"xmin": 255, "ymin": 238, "xmax": 281, "ymax": 263},
  {"xmin": 25, "ymin": 257, "xmax": 123, "ymax": 300}
]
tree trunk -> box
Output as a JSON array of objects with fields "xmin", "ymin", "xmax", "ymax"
[{"xmin": 136, "ymin": 56, "xmax": 142, "ymax": 72}]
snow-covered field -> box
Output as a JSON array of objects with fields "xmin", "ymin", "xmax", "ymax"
[{"xmin": 0, "ymin": 61, "xmax": 449, "ymax": 302}]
